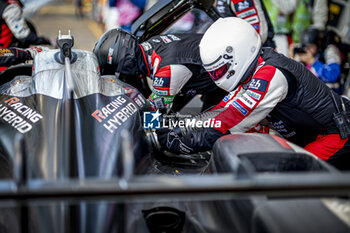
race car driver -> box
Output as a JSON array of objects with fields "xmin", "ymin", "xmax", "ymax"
[
  {"xmin": 93, "ymin": 29, "xmax": 227, "ymax": 112},
  {"xmin": 0, "ymin": 0, "xmax": 53, "ymax": 48},
  {"xmin": 157, "ymin": 17, "xmax": 350, "ymax": 170},
  {"xmin": 0, "ymin": 46, "xmax": 47, "ymax": 68}
]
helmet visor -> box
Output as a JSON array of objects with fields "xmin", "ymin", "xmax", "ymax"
[{"xmin": 208, "ymin": 63, "xmax": 229, "ymax": 81}]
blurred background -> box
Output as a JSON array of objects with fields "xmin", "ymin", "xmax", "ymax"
[
  {"xmin": 22, "ymin": 0, "xmax": 159, "ymax": 50},
  {"xmin": 24, "ymin": 0, "xmax": 105, "ymax": 50}
]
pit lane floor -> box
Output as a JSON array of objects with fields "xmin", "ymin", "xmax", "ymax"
[{"xmin": 30, "ymin": 0, "xmax": 104, "ymax": 51}]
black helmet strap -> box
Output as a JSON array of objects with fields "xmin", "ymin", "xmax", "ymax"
[{"xmin": 240, "ymin": 48, "xmax": 262, "ymax": 84}]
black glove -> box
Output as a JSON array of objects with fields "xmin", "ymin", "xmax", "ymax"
[
  {"xmin": 156, "ymin": 127, "xmax": 227, "ymax": 154},
  {"xmin": 157, "ymin": 128, "xmax": 194, "ymax": 154}
]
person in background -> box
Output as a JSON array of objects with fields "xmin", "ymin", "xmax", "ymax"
[
  {"xmin": 293, "ymin": 28, "xmax": 342, "ymax": 94},
  {"xmin": 0, "ymin": 0, "xmax": 53, "ymax": 49},
  {"xmin": 107, "ymin": 0, "xmax": 145, "ymax": 31},
  {"xmin": 75, "ymin": 0, "xmax": 84, "ymax": 18},
  {"xmin": 263, "ymin": 0, "xmax": 328, "ymax": 56}
]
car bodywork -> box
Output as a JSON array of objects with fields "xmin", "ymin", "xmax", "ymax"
[
  {"xmin": 131, "ymin": 0, "xmax": 220, "ymax": 41},
  {"xmin": 0, "ymin": 0, "xmax": 349, "ymax": 233}
]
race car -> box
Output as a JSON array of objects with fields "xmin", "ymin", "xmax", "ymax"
[{"xmin": 0, "ymin": 1, "xmax": 349, "ymax": 233}]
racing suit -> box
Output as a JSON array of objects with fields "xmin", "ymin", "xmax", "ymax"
[
  {"xmin": 0, "ymin": 46, "xmax": 47, "ymax": 71},
  {"xmin": 216, "ymin": 0, "xmax": 275, "ymax": 47},
  {"xmin": 136, "ymin": 33, "xmax": 227, "ymax": 112},
  {"xmin": 0, "ymin": 0, "xmax": 51, "ymax": 48},
  {"xmin": 308, "ymin": 44, "xmax": 342, "ymax": 93},
  {"xmin": 158, "ymin": 47, "xmax": 350, "ymax": 170},
  {"xmin": 0, "ymin": 47, "xmax": 31, "ymax": 67}
]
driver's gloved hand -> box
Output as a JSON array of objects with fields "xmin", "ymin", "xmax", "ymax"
[
  {"xmin": 156, "ymin": 127, "xmax": 227, "ymax": 154},
  {"xmin": 156, "ymin": 128, "xmax": 194, "ymax": 154}
]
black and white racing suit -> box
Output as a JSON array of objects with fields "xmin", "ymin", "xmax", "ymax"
[
  {"xmin": 216, "ymin": 0, "xmax": 275, "ymax": 47},
  {"xmin": 0, "ymin": 0, "xmax": 51, "ymax": 48},
  {"xmin": 0, "ymin": 47, "xmax": 31, "ymax": 67},
  {"xmin": 136, "ymin": 33, "xmax": 227, "ymax": 112},
  {"xmin": 158, "ymin": 47, "xmax": 350, "ymax": 170}
]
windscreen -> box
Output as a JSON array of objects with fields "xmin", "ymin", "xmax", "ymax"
[{"xmin": 0, "ymin": 50, "xmax": 126, "ymax": 99}]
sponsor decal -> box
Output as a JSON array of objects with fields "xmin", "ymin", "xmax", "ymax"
[
  {"xmin": 248, "ymin": 78, "xmax": 268, "ymax": 93},
  {"xmin": 91, "ymin": 96, "xmax": 138, "ymax": 133},
  {"xmin": 132, "ymin": 94, "xmax": 146, "ymax": 108},
  {"xmin": 140, "ymin": 41, "xmax": 152, "ymax": 51},
  {"xmin": 152, "ymin": 39, "xmax": 161, "ymax": 43},
  {"xmin": 240, "ymin": 93, "xmax": 257, "ymax": 109},
  {"xmin": 216, "ymin": 4, "xmax": 226, "ymax": 14},
  {"xmin": 103, "ymin": 77, "xmax": 115, "ymax": 83},
  {"xmin": 153, "ymin": 77, "xmax": 170, "ymax": 88},
  {"xmin": 143, "ymin": 112, "xmax": 222, "ymax": 129},
  {"xmin": 271, "ymin": 120, "xmax": 296, "ymax": 138},
  {"xmin": 237, "ymin": 9, "xmax": 256, "ymax": 19},
  {"xmin": 252, "ymin": 24, "xmax": 260, "ymax": 30},
  {"xmin": 160, "ymin": 36, "xmax": 172, "ymax": 43},
  {"xmin": 246, "ymin": 90, "xmax": 262, "ymax": 100},
  {"xmin": 167, "ymin": 34, "xmax": 181, "ymax": 41},
  {"xmin": 150, "ymin": 93, "xmax": 175, "ymax": 106},
  {"xmin": 210, "ymin": 60, "xmax": 226, "ymax": 70},
  {"xmin": 186, "ymin": 89, "xmax": 196, "ymax": 96},
  {"xmin": 152, "ymin": 88, "xmax": 169, "ymax": 96},
  {"xmin": 271, "ymin": 120, "xmax": 287, "ymax": 133},
  {"xmin": 235, "ymin": 0, "xmax": 253, "ymax": 12},
  {"xmin": 0, "ymin": 48, "xmax": 13, "ymax": 57},
  {"xmin": 223, "ymin": 92, "xmax": 234, "ymax": 102},
  {"xmin": 245, "ymin": 15, "xmax": 259, "ymax": 25},
  {"xmin": 284, "ymin": 131, "xmax": 296, "ymax": 138},
  {"xmin": 0, "ymin": 97, "xmax": 43, "ymax": 134},
  {"xmin": 107, "ymin": 48, "xmax": 114, "ymax": 65},
  {"xmin": 232, "ymin": 101, "xmax": 248, "ymax": 115}
]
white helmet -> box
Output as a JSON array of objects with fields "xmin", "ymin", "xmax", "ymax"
[{"xmin": 199, "ymin": 17, "xmax": 262, "ymax": 92}]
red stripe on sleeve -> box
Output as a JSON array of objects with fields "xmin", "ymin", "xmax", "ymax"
[
  {"xmin": 251, "ymin": 65, "xmax": 276, "ymax": 82},
  {"xmin": 155, "ymin": 65, "xmax": 171, "ymax": 77},
  {"xmin": 138, "ymin": 44, "xmax": 150, "ymax": 77},
  {"xmin": 151, "ymin": 50, "xmax": 162, "ymax": 72}
]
